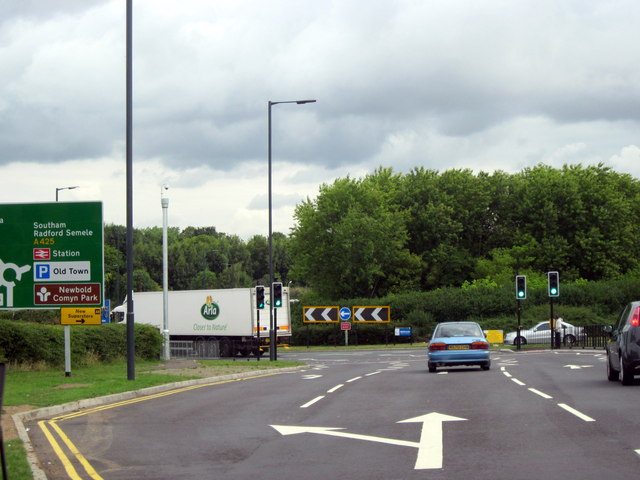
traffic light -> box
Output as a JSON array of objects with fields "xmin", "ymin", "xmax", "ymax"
[
  {"xmin": 548, "ymin": 271, "xmax": 560, "ymax": 297},
  {"xmin": 516, "ymin": 275, "xmax": 527, "ymax": 299},
  {"xmin": 272, "ymin": 282, "xmax": 283, "ymax": 308},
  {"xmin": 256, "ymin": 286, "xmax": 265, "ymax": 309}
]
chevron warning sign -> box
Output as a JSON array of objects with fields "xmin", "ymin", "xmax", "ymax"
[
  {"xmin": 353, "ymin": 306, "xmax": 390, "ymax": 323},
  {"xmin": 303, "ymin": 306, "xmax": 340, "ymax": 323}
]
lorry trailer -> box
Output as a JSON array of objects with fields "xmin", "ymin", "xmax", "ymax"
[{"xmin": 112, "ymin": 287, "xmax": 291, "ymax": 357}]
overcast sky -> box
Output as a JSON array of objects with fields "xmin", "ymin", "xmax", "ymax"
[{"xmin": 1, "ymin": 0, "xmax": 639, "ymax": 239}]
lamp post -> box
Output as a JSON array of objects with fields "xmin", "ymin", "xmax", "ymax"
[
  {"xmin": 268, "ymin": 99, "xmax": 316, "ymax": 361},
  {"xmin": 56, "ymin": 186, "xmax": 79, "ymax": 377},
  {"xmin": 161, "ymin": 185, "xmax": 170, "ymax": 361},
  {"xmin": 55, "ymin": 186, "xmax": 79, "ymax": 202}
]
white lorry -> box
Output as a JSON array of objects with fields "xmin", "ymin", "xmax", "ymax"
[{"xmin": 112, "ymin": 287, "xmax": 291, "ymax": 357}]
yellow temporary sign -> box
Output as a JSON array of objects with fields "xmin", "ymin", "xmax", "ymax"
[
  {"xmin": 485, "ymin": 330, "xmax": 504, "ymax": 343},
  {"xmin": 60, "ymin": 307, "xmax": 102, "ymax": 325}
]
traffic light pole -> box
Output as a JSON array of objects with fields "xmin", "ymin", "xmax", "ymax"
[
  {"xmin": 272, "ymin": 308, "xmax": 278, "ymax": 361},
  {"xmin": 550, "ymin": 297, "xmax": 555, "ymax": 349},
  {"xmin": 256, "ymin": 310, "xmax": 261, "ymax": 362},
  {"xmin": 516, "ymin": 299, "xmax": 522, "ymax": 352}
]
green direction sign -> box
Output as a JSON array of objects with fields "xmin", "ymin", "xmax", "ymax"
[{"xmin": 0, "ymin": 202, "xmax": 103, "ymax": 309}]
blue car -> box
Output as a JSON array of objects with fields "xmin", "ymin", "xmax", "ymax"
[{"xmin": 428, "ymin": 321, "xmax": 491, "ymax": 373}]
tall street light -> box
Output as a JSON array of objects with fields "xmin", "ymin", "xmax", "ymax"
[{"xmin": 268, "ymin": 99, "xmax": 316, "ymax": 361}]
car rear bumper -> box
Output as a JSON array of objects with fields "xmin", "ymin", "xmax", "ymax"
[{"xmin": 428, "ymin": 350, "xmax": 490, "ymax": 366}]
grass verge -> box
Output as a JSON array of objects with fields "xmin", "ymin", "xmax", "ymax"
[{"xmin": 4, "ymin": 439, "xmax": 32, "ymax": 480}]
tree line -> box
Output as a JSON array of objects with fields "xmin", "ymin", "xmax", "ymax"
[{"xmin": 105, "ymin": 163, "xmax": 640, "ymax": 303}]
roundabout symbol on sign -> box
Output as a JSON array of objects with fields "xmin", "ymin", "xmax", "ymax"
[{"xmin": 339, "ymin": 307, "xmax": 351, "ymax": 321}]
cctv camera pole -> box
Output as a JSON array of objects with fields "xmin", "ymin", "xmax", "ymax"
[{"xmin": 161, "ymin": 186, "xmax": 170, "ymax": 361}]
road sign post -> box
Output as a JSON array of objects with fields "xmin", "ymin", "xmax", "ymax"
[{"xmin": 341, "ymin": 322, "xmax": 351, "ymax": 347}]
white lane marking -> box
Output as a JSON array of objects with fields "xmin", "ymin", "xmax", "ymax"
[
  {"xmin": 300, "ymin": 396, "xmax": 325, "ymax": 408},
  {"xmin": 511, "ymin": 378, "xmax": 526, "ymax": 386},
  {"xmin": 564, "ymin": 365, "xmax": 593, "ymax": 370},
  {"xmin": 557, "ymin": 403, "xmax": 595, "ymax": 422},
  {"xmin": 503, "ymin": 371, "xmax": 513, "ymax": 378},
  {"xmin": 302, "ymin": 374, "xmax": 323, "ymax": 379},
  {"xmin": 528, "ymin": 388, "xmax": 553, "ymax": 399},
  {"xmin": 346, "ymin": 376, "xmax": 362, "ymax": 382},
  {"xmin": 365, "ymin": 371, "xmax": 381, "ymax": 376},
  {"xmin": 327, "ymin": 384, "xmax": 343, "ymax": 393}
]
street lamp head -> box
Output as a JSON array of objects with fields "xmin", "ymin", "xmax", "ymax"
[
  {"xmin": 55, "ymin": 185, "xmax": 80, "ymax": 201},
  {"xmin": 296, "ymin": 99, "xmax": 316, "ymax": 104}
]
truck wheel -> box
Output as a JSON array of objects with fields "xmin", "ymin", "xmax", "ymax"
[{"xmin": 253, "ymin": 348, "xmax": 265, "ymax": 357}]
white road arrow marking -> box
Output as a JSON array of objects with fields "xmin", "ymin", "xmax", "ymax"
[
  {"xmin": 271, "ymin": 411, "xmax": 467, "ymax": 470},
  {"xmin": 564, "ymin": 365, "xmax": 593, "ymax": 370},
  {"xmin": 398, "ymin": 413, "xmax": 467, "ymax": 469},
  {"xmin": 271, "ymin": 425, "xmax": 420, "ymax": 448}
]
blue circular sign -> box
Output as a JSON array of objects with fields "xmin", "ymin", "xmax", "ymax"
[{"xmin": 340, "ymin": 307, "xmax": 351, "ymax": 321}]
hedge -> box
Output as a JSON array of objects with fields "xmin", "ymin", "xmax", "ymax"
[
  {"xmin": 0, "ymin": 320, "xmax": 162, "ymax": 365},
  {"xmin": 290, "ymin": 275, "xmax": 640, "ymax": 345}
]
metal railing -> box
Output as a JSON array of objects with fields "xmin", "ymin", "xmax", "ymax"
[
  {"xmin": 565, "ymin": 325, "xmax": 609, "ymax": 349},
  {"xmin": 507, "ymin": 324, "xmax": 610, "ymax": 349},
  {"xmin": 170, "ymin": 340, "xmax": 220, "ymax": 359}
]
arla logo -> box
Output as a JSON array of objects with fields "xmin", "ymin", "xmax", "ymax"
[{"xmin": 201, "ymin": 295, "xmax": 220, "ymax": 320}]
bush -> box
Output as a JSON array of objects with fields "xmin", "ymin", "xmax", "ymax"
[{"xmin": 0, "ymin": 320, "xmax": 162, "ymax": 366}]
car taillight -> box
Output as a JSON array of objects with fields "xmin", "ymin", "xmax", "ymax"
[
  {"xmin": 631, "ymin": 307, "xmax": 640, "ymax": 327},
  {"xmin": 429, "ymin": 343, "xmax": 447, "ymax": 351},
  {"xmin": 471, "ymin": 341, "xmax": 489, "ymax": 350}
]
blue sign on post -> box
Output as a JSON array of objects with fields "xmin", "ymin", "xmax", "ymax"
[
  {"xmin": 395, "ymin": 327, "xmax": 412, "ymax": 337},
  {"xmin": 102, "ymin": 299, "xmax": 111, "ymax": 324},
  {"xmin": 339, "ymin": 307, "xmax": 351, "ymax": 321}
]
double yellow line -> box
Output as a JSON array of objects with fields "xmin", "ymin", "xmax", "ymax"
[{"xmin": 38, "ymin": 372, "xmax": 282, "ymax": 479}]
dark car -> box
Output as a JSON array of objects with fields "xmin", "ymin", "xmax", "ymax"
[{"xmin": 605, "ymin": 300, "xmax": 640, "ymax": 385}]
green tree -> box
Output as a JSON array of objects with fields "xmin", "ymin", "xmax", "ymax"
[{"xmin": 289, "ymin": 170, "xmax": 421, "ymax": 298}]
